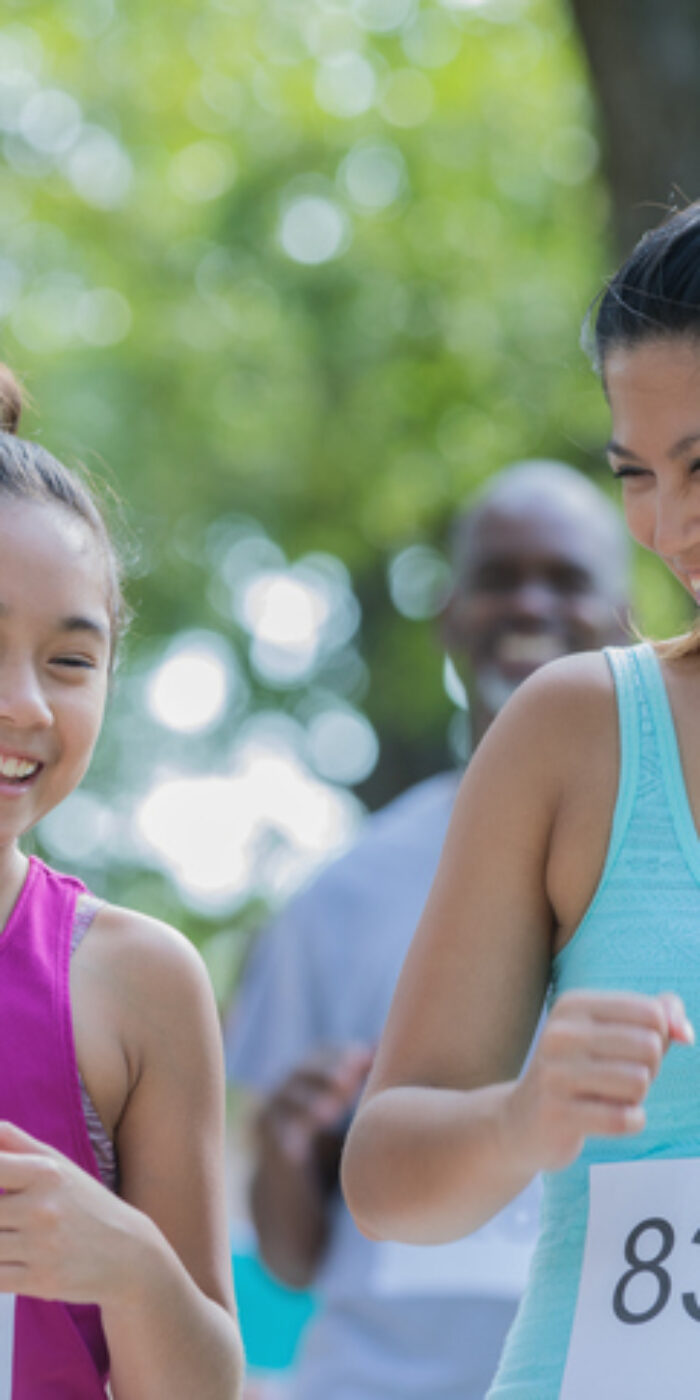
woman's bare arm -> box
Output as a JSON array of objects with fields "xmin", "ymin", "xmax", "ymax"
[{"xmin": 342, "ymin": 656, "xmax": 691, "ymax": 1245}]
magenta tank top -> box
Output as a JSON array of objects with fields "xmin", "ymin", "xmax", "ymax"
[{"xmin": 0, "ymin": 856, "xmax": 110, "ymax": 1398}]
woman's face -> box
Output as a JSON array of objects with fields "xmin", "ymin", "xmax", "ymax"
[
  {"xmin": 605, "ymin": 336, "xmax": 700, "ymax": 606},
  {"xmin": 0, "ymin": 498, "xmax": 111, "ymax": 853}
]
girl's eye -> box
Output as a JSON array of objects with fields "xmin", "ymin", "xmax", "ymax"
[{"xmin": 51, "ymin": 656, "xmax": 96, "ymax": 670}]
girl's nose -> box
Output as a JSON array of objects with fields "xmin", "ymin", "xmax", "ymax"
[{"xmin": 0, "ymin": 664, "xmax": 52, "ymax": 729}]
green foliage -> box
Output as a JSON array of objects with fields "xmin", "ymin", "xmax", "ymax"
[{"xmin": 1, "ymin": 0, "xmax": 691, "ymax": 945}]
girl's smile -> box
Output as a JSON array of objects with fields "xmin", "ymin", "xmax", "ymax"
[
  {"xmin": 0, "ymin": 751, "xmax": 42, "ymax": 782},
  {"xmin": 0, "ymin": 749, "xmax": 43, "ymax": 798},
  {"xmin": 0, "ymin": 498, "xmax": 110, "ymax": 855}
]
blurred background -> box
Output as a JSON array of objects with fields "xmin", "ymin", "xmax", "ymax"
[
  {"xmin": 4, "ymin": 0, "xmax": 700, "ymax": 1386},
  {"xmin": 2, "ymin": 0, "xmax": 700, "ymax": 979}
]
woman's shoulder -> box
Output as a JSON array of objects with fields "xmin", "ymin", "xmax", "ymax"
[
  {"xmin": 445, "ymin": 649, "xmax": 619, "ymax": 868},
  {"xmin": 511, "ymin": 646, "xmax": 617, "ymax": 712},
  {"xmin": 477, "ymin": 648, "xmax": 618, "ymax": 770}
]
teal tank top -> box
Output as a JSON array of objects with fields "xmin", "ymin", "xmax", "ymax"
[{"xmin": 488, "ymin": 642, "xmax": 700, "ymax": 1398}]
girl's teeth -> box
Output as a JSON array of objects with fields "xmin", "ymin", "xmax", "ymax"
[{"xmin": 0, "ymin": 757, "xmax": 38, "ymax": 779}]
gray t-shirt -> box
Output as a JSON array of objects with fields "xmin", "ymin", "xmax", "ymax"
[{"xmin": 227, "ymin": 772, "xmax": 540, "ymax": 1400}]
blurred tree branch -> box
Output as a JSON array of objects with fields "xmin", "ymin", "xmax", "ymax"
[{"xmin": 569, "ymin": 0, "xmax": 700, "ymax": 252}]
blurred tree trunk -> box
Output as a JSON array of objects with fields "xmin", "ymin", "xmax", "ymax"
[{"xmin": 569, "ymin": 0, "xmax": 700, "ymax": 253}]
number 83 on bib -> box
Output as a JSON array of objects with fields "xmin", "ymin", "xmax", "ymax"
[{"xmin": 561, "ymin": 1158, "xmax": 700, "ymax": 1399}]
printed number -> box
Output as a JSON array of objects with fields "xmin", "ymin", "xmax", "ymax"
[
  {"xmin": 683, "ymin": 1230, "xmax": 700, "ymax": 1321},
  {"xmin": 613, "ymin": 1219, "xmax": 700, "ymax": 1324},
  {"xmin": 613, "ymin": 1218, "xmax": 673, "ymax": 1324}
]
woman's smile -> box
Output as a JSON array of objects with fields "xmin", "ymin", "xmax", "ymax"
[{"xmin": 606, "ymin": 337, "xmax": 700, "ymax": 603}]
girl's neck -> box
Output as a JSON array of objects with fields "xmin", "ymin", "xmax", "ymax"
[{"xmin": 0, "ymin": 845, "xmax": 29, "ymax": 935}]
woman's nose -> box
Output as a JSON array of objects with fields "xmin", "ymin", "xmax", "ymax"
[{"xmin": 649, "ymin": 473, "xmax": 700, "ymax": 560}]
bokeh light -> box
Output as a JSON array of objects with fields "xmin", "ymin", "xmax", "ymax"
[
  {"xmin": 388, "ymin": 544, "xmax": 452, "ymax": 619},
  {"xmin": 306, "ymin": 706, "xmax": 380, "ymax": 784},
  {"xmin": 64, "ymin": 126, "xmax": 132, "ymax": 208},
  {"xmin": 279, "ymin": 193, "xmax": 350, "ymax": 265},
  {"xmin": 147, "ymin": 634, "xmax": 234, "ymax": 733},
  {"xmin": 314, "ymin": 51, "xmax": 377, "ymax": 118},
  {"xmin": 40, "ymin": 791, "xmax": 116, "ymax": 866},
  {"xmin": 135, "ymin": 734, "xmax": 363, "ymax": 911},
  {"xmin": 339, "ymin": 142, "xmax": 407, "ymax": 212}
]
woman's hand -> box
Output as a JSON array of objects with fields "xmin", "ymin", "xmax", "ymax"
[
  {"xmin": 0, "ymin": 1120, "xmax": 146, "ymax": 1307},
  {"xmin": 506, "ymin": 990, "xmax": 695, "ymax": 1174}
]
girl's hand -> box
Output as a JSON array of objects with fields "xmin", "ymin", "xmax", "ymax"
[
  {"xmin": 0, "ymin": 1120, "xmax": 147, "ymax": 1307},
  {"xmin": 506, "ymin": 990, "xmax": 694, "ymax": 1174}
]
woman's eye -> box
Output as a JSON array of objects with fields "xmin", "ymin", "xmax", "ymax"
[{"xmin": 611, "ymin": 466, "xmax": 649, "ymax": 480}]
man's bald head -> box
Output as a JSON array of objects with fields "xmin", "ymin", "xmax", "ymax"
[
  {"xmin": 451, "ymin": 459, "xmax": 630, "ymax": 605},
  {"xmin": 442, "ymin": 459, "xmax": 632, "ymax": 739}
]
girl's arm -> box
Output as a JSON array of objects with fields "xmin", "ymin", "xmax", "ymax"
[
  {"xmin": 101, "ymin": 914, "xmax": 243, "ymax": 1400},
  {"xmin": 341, "ymin": 656, "xmax": 690, "ymax": 1245}
]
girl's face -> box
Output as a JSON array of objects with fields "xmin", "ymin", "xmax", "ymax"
[
  {"xmin": 0, "ymin": 498, "xmax": 111, "ymax": 853},
  {"xmin": 605, "ymin": 336, "xmax": 700, "ymax": 606}
]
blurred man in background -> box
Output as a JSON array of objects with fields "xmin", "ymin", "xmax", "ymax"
[{"xmin": 227, "ymin": 460, "xmax": 632, "ymax": 1400}]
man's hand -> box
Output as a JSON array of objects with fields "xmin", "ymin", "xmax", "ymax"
[
  {"xmin": 257, "ymin": 1044, "xmax": 374, "ymax": 1187},
  {"xmin": 251, "ymin": 1044, "xmax": 373, "ymax": 1288}
]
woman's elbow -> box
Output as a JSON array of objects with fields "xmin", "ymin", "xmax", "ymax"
[{"xmin": 340, "ymin": 1102, "xmax": 389, "ymax": 1241}]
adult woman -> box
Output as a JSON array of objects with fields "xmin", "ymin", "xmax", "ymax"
[{"xmin": 342, "ymin": 203, "xmax": 700, "ymax": 1398}]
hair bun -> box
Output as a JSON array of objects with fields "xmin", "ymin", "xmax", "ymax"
[{"xmin": 0, "ymin": 364, "xmax": 23, "ymax": 436}]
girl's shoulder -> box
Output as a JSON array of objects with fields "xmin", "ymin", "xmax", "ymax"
[
  {"xmin": 88, "ymin": 900, "xmax": 201, "ymax": 957},
  {"xmin": 77, "ymin": 902, "xmax": 218, "ymax": 1049}
]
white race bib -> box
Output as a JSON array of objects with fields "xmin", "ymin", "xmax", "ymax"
[
  {"xmin": 373, "ymin": 1177, "xmax": 540, "ymax": 1299},
  {"xmin": 561, "ymin": 1158, "xmax": 700, "ymax": 1399},
  {"xmin": 0, "ymin": 1296, "xmax": 14, "ymax": 1398}
]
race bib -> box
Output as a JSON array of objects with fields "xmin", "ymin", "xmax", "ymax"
[
  {"xmin": 561, "ymin": 1158, "xmax": 700, "ymax": 1399},
  {"xmin": 0, "ymin": 1296, "xmax": 14, "ymax": 1398},
  {"xmin": 373, "ymin": 1177, "xmax": 540, "ymax": 1299}
]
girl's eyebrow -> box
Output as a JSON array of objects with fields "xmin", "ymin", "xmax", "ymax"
[
  {"xmin": 59, "ymin": 615, "xmax": 109, "ymax": 641},
  {"xmin": 0, "ymin": 601, "xmax": 108, "ymax": 643}
]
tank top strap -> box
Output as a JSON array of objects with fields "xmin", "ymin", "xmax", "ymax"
[
  {"xmin": 606, "ymin": 642, "xmax": 683, "ymax": 844},
  {"xmin": 601, "ymin": 643, "xmax": 647, "ymax": 870},
  {"xmin": 628, "ymin": 640, "xmax": 700, "ymax": 883}
]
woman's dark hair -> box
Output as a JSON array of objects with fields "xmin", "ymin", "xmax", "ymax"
[
  {"xmin": 589, "ymin": 201, "xmax": 700, "ymax": 372},
  {"xmin": 589, "ymin": 202, "xmax": 700, "ymax": 661},
  {"xmin": 0, "ymin": 365, "xmax": 129, "ymax": 664}
]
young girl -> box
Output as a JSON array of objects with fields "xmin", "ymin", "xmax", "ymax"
[
  {"xmin": 0, "ymin": 366, "xmax": 243, "ymax": 1398},
  {"xmin": 342, "ymin": 201, "xmax": 700, "ymax": 1399}
]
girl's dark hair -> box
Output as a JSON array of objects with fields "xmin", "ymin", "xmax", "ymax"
[
  {"xmin": 0, "ymin": 365, "xmax": 128, "ymax": 664},
  {"xmin": 590, "ymin": 201, "xmax": 700, "ymax": 371}
]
